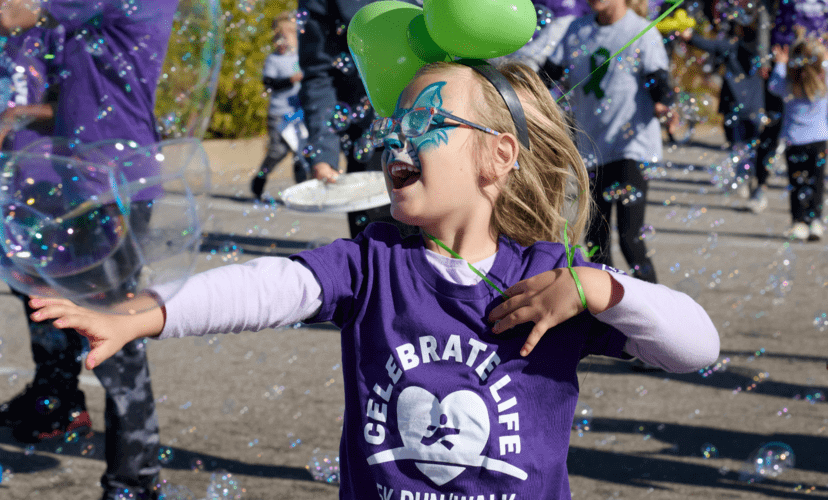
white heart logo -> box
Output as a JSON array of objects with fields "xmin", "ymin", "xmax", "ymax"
[{"xmin": 397, "ymin": 386, "xmax": 490, "ymax": 486}]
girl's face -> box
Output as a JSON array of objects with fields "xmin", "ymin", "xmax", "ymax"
[
  {"xmin": 380, "ymin": 72, "xmax": 494, "ymax": 229},
  {"xmin": 588, "ymin": 0, "xmax": 623, "ymax": 15}
]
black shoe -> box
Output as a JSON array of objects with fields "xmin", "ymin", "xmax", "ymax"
[
  {"xmin": 1, "ymin": 385, "xmax": 92, "ymax": 443},
  {"xmin": 251, "ymin": 175, "xmax": 266, "ymax": 201}
]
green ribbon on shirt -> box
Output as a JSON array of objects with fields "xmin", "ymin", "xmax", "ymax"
[
  {"xmin": 583, "ymin": 47, "xmax": 610, "ymax": 99},
  {"xmin": 423, "ymin": 231, "xmax": 510, "ymax": 300}
]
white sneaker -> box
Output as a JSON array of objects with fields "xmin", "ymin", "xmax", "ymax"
[
  {"xmin": 788, "ymin": 222, "xmax": 810, "ymax": 241},
  {"xmin": 809, "ymin": 221, "xmax": 824, "ymax": 241},
  {"xmin": 747, "ymin": 186, "xmax": 768, "ymax": 213}
]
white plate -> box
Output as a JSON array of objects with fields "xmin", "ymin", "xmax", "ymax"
[{"xmin": 279, "ymin": 171, "xmax": 390, "ymax": 213}]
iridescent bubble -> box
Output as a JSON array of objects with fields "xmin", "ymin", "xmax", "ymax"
[
  {"xmin": 813, "ymin": 311, "xmax": 827, "ymax": 332},
  {"xmin": 206, "ymin": 470, "xmax": 243, "ymax": 500},
  {"xmin": 805, "ymin": 390, "xmax": 826, "ymax": 404},
  {"xmin": 326, "ymin": 102, "xmax": 351, "ymax": 132},
  {"xmin": 190, "ymin": 458, "xmax": 205, "ymax": 472},
  {"xmin": 64, "ymin": 431, "xmax": 79, "ymax": 443},
  {"xmin": 352, "ymin": 132, "xmax": 375, "ymax": 164},
  {"xmin": 158, "ymin": 446, "xmax": 174, "ymax": 465},
  {"xmin": 302, "ymin": 143, "xmax": 320, "ymax": 160},
  {"xmin": 339, "ymin": 134, "xmax": 353, "ymax": 152},
  {"xmin": 741, "ymin": 442, "xmax": 795, "ymax": 481},
  {"xmin": 296, "ymin": 10, "xmax": 310, "ymax": 34},
  {"xmin": 639, "ymin": 225, "xmax": 656, "ymax": 241},
  {"xmin": 332, "ymin": 52, "xmax": 356, "ymax": 75},
  {"xmin": 0, "ymin": 138, "xmax": 211, "ymax": 313},
  {"xmin": 159, "ymin": 483, "xmax": 197, "ymax": 500},
  {"xmin": 81, "ymin": 444, "xmax": 96, "ymax": 456},
  {"xmin": 701, "ymin": 443, "xmax": 719, "ymax": 459},
  {"xmin": 236, "ymin": 0, "xmax": 259, "ymax": 14},
  {"xmin": 34, "ymin": 396, "xmax": 59, "ymax": 415},
  {"xmin": 350, "ymin": 96, "xmax": 372, "ymax": 122},
  {"xmin": 572, "ymin": 400, "xmax": 593, "ymax": 433},
  {"xmin": 306, "ymin": 451, "xmax": 340, "ymax": 484}
]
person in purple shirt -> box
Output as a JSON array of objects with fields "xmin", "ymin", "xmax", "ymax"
[
  {"xmin": 0, "ymin": 25, "xmax": 63, "ymax": 150},
  {"xmin": 0, "ymin": 2, "xmax": 178, "ymax": 499},
  {"xmin": 29, "ymin": 60, "xmax": 720, "ymax": 499}
]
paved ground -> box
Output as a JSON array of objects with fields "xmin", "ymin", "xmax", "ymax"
[{"xmin": 0, "ymin": 126, "xmax": 826, "ymax": 499}]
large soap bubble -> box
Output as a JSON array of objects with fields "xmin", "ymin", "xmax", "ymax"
[
  {"xmin": 0, "ymin": 137, "xmax": 210, "ymax": 311},
  {"xmin": 0, "ymin": 0, "xmax": 223, "ymax": 313}
]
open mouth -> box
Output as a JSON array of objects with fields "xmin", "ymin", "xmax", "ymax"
[{"xmin": 388, "ymin": 162, "xmax": 422, "ymax": 190}]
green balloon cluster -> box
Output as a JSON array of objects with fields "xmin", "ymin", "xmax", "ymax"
[{"xmin": 348, "ymin": 0, "xmax": 536, "ymax": 117}]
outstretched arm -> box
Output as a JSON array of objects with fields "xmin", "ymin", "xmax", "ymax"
[
  {"xmin": 31, "ymin": 256, "xmax": 324, "ymax": 369},
  {"xmin": 0, "ymin": 0, "xmax": 40, "ymax": 33},
  {"xmin": 29, "ymin": 293, "xmax": 166, "ymax": 370}
]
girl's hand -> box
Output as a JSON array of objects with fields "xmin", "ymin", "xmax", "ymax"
[
  {"xmin": 488, "ymin": 267, "xmax": 622, "ymax": 356},
  {"xmin": 772, "ymin": 44, "xmax": 788, "ymax": 65},
  {"xmin": 29, "ymin": 295, "xmax": 165, "ymax": 370}
]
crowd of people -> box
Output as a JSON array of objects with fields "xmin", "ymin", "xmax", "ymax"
[{"xmin": 0, "ymin": 0, "xmax": 824, "ymax": 499}]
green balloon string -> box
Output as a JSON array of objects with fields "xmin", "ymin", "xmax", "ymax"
[
  {"xmin": 423, "ymin": 231, "xmax": 510, "ymax": 300},
  {"xmin": 556, "ymin": 0, "xmax": 686, "ymax": 104}
]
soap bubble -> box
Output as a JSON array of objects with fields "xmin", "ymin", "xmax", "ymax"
[
  {"xmin": 740, "ymin": 442, "xmax": 795, "ymax": 482},
  {"xmin": 0, "ymin": 138, "xmax": 211, "ymax": 312},
  {"xmin": 190, "ymin": 458, "xmax": 205, "ymax": 472},
  {"xmin": 158, "ymin": 483, "xmax": 197, "ymax": 500},
  {"xmin": 572, "ymin": 400, "xmax": 593, "ymax": 433},
  {"xmin": 639, "ymin": 225, "xmax": 656, "ymax": 241},
  {"xmin": 155, "ymin": 0, "xmax": 224, "ymax": 140},
  {"xmin": 306, "ymin": 451, "xmax": 340, "ymax": 484},
  {"xmin": 352, "ymin": 132, "xmax": 375, "ymax": 164},
  {"xmin": 814, "ymin": 311, "xmax": 828, "ymax": 332},
  {"xmin": 326, "ymin": 102, "xmax": 351, "ymax": 133},
  {"xmin": 701, "ymin": 443, "xmax": 719, "ymax": 459},
  {"xmin": 332, "ymin": 52, "xmax": 356, "ymax": 75},
  {"xmin": 34, "ymin": 395, "xmax": 59, "ymax": 415},
  {"xmin": 158, "ymin": 446, "xmax": 174, "ymax": 465},
  {"xmin": 206, "ymin": 470, "xmax": 243, "ymax": 500}
]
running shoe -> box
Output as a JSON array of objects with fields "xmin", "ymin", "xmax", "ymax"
[
  {"xmin": 787, "ymin": 222, "xmax": 810, "ymax": 241},
  {"xmin": 809, "ymin": 221, "xmax": 824, "ymax": 241},
  {"xmin": 747, "ymin": 186, "xmax": 768, "ymax": 213},
  {"xmin": 0, "ymin": 385, "xmax": 92, "ymax": 443}
]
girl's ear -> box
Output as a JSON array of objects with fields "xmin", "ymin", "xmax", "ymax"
[{"xmin": 491, "ymin": 132, "xmax": 520, "ymax": 178}]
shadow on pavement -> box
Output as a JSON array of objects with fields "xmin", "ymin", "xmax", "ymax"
[
  {"xmin": 578, "ymin": 358, "xmax": 827, "ymax": 404},
  {"xmin": 0, "ymin": 428, "xmax": 315, "ymax": 482},
  {"xmin": 569, "ymin": 429, "xmax": 826, "ymax": 499}
]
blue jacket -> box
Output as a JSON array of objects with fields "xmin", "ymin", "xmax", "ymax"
[{"xmin": 298, "ymin": 0, "xmax": 422, "ymax": 169}]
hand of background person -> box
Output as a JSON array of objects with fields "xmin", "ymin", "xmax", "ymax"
[
  {"xmin": 312, "ymin": 162, "xmax": 341, "ymax": 183},
  {"xmin": 679, "ymin": 27, "xmax": 693, "ymax": 42},
  {"xmin": 290, "ymin": 71, "xmax": 303, "ymax": 83},
  {"xmin": 488, "ymin": 267, "xmax": 623, "ymax": 356},
  {"xmin": 654, "ymin": 102, "xmax": 679, "ymax": 135},
  {"xmin": 772, "ymin": 44, "xmax": 789, "ymax": 65},
  {"xmin": 28, "ymin": 295, "xmax": 166, "ymax": 370}
]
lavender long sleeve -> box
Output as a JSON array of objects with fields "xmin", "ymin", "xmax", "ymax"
[{"xmin": 153, "ymin": 256, "xmax": 719, "ymax": 373}]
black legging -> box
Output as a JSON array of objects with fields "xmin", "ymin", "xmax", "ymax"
[
  {"xmin": 786, "ymin": 141, "xmax": 826, "ymax": 224},
  {"xmin": 754, "ymin": 86, "xmax": 785, "ymax": 188},
  {"xmin": 586, "ymin": 159, "xmax": 657, "ymax": 284}
]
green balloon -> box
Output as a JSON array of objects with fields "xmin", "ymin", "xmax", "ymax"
[
  {"xmin": 348, "ymin": 1, "xmax": 449, "ymax": 118},
  {"xmin": 407, "ymin": 13, "xmax": 449, "ymax": 63},
  {"xmin": 423, "ymin": 0, "xmax": 537, "ymax": 59}
]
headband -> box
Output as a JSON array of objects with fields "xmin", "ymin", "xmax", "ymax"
[{"xmin": 456, "ymin": 59, "xmax": 531, "ymax": 151}]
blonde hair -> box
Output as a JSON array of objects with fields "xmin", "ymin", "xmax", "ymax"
[
  {"xmin": 788, "ymin": 36, "xmax": 828, "ymax": 102},
  {"xmin": 413, "ymin": 61, "xmax": 592, "ymax": 247}
]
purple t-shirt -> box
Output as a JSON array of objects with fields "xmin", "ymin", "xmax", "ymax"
[
  {"xmin": 0, "ymin": 26, "xmax": 63, "ymax": 150},
  {"xmin": 533, "ymin": 0, "xmax": 590, "ymax": 18},
  {"xmin": 772, "ymin": 0, "xmax": 828, "ymax": 46},
  {"xmin": 292, "ymin": 223, "xmax": 630, "ymax": 499},
  {"xmin": 45, "ymin": 0, "xmax": 178, "ymax": 147}
]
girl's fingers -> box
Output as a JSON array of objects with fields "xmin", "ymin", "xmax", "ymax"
[{"xmin": 521, "ymin": 320, "xmax": 553, "ymax": 356}]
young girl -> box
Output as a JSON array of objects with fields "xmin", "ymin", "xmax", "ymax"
[
  {"xmin": 29, "ymin": 61, "xmax": 719, "ymax": 499},
  {"xmin": 545, "ymin": 0, "xmax": 675, "ymax": 284},
  {"xmin": 768, "ymin": 36, "xmax": 828, "ymax": 241}
]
